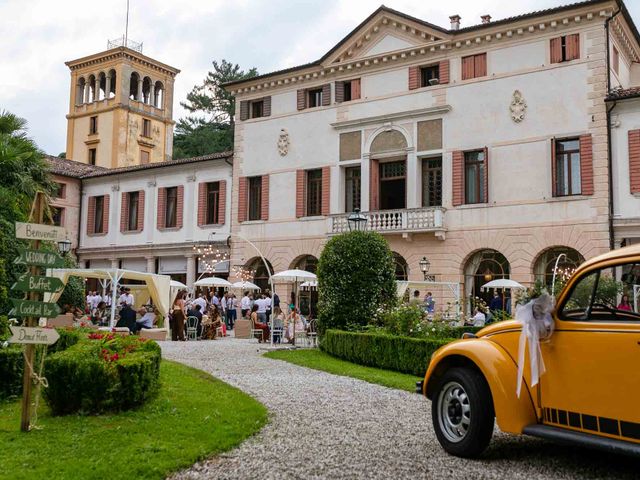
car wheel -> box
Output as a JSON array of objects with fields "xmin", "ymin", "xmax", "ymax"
[{"xmin": 431, "ymin": 366, "xmax": 494, "ymax": 458}]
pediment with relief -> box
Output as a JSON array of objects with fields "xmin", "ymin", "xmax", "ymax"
[{"xmin": 321, "ymin": 7, "xmax": 449, "ymax": 66}]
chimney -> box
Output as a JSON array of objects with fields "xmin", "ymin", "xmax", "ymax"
[
  {"xmin": 450, "ymin": 15, "xmax": 461, "ymax": 30},
  {"xmin": 481, "ymin": 14, "xmax": 492, "ymax": 24}
]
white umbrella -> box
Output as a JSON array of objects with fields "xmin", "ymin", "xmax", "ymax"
[
  {"xmin": 271, "ymin": 269, "xmax": 317, "ymax": 283},
  {"xmin": 170, "ymin": 280, "xmax": 188, "ymax": 289},
  {"xmin": 194, "ymin": 276, "xmax": 232, "ymax": 287},
  {"xmin": 481, "ymin": 279, "xmax": 525, "ymax": 291},
  {"xmin": 300, "ymin": 281, "xmax": 317, "ymax": 290},
  {"xmin": 231, "ymin": 281, "xmax": 261, "ymax": 291}
]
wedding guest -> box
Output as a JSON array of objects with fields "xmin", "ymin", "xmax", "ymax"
[
  {"xmin": 618, "ymin": 294, "xmax": 632, "ymax": 311},
  {"xmin": 250, "ymin": 304, "xmax": 270, "ymax": 342},
  {"xmin": 171, "ymin": 291, "xmax": 186, "ymax": 341}
]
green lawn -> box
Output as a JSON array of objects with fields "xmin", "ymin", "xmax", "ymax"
[
  {"xmin": 264, "ymin": 349, "xmax": 422, "ymax": 393},
  {"xmin": 0, "ymin": 360, "xmax": 267, "ymax": 480}
]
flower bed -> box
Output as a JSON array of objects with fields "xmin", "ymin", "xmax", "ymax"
[
  {"xmin": 320, "ymin": 329, "xmax": 453, "ymax": 377},
  {"xmin": 44, "ymin": 333, "xmax": 161, "ymax": 415}
]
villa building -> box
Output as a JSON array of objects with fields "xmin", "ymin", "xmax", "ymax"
[{"xmin": 226, "ymin": 0, "xmax": 640, "ymax": 308}]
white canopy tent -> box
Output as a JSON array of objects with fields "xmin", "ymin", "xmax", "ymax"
[
  {"xmin": 193, "ymin": 276, "xmax": 232, "ymax": 288},
  {"xmin": 271, "ymin": 269, "xmax": 318, "ymax": 346},
  {"xmin": 396, "ymin": 280, "xmax": 461, "ymax": 318},
  {"xmin": 45, "ymin": 268, "xmax": 171, "ymax": 328},
  {"xmin": 170, "ymin": 280, "xmax": 188, "ymax": 309}
]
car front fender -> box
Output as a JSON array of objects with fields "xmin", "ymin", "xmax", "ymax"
[{"xmin": 423, "ymin": 338, "xmax": 537, "ymax": 435}]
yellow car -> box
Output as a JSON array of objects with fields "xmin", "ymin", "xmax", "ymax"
[{"xmin": 419, "ymin": 244, "xmax": 640, "ymax": 458}]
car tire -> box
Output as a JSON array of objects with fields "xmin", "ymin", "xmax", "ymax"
[{"xmin": 431, "ymin": 366, "xmax": 495, "ymax": 458}]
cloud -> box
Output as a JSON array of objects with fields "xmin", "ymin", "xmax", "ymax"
[{"xmin": 1, "ymin": 0, "xmax": 639, "ymax": 156}]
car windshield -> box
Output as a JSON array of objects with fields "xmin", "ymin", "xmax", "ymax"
[{"xmin": 560, "ymin": 262, "xmax": 640, "ymax": 321}]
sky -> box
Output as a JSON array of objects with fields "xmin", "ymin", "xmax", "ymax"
[{"xmin": 1, "ymin": 0, "xmax": 639, "ymax": 156}]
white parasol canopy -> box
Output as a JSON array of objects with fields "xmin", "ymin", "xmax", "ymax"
[
  {"xmin": 170, "ymin": 279, "xmax": 188, "ymax": 289},
  {"xmin": 300, "ymin": 281, "xmax": 317, "ymax": 289},
  {"xmin": 271, "ymin": 269, "xmax": 317, "ymax": 283},
  {"xmin": 231, "ymin": 281, "xmax": 261, "ymax": 291},
  {"xmin": 194, "ymin": 276, "xmax": 232, "ymax": 287},
  {"xmin": 481, "ymin": 279, "xmax": 525, "ymax": 290}
]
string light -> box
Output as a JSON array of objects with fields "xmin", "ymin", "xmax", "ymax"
[
  {"xmin": 231, "ymin": 265, "xmax": 255, "ymax": 282},
  {"xmin": 192, "ymin": 234, "xmax": 229, "ymax": 274}
]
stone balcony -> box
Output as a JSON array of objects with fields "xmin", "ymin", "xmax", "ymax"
[{"xmin": 329, "ymin": 207, "xmax": 446, "ymax": 240}]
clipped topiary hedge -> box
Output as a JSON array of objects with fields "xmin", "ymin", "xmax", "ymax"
[
  {"xmin": 44, "ymin": 333, "xmax": 161, "ymax": 415},
  {"xmin": 320, "ymin": 329, "xmax": 452, "ymax": 376}
]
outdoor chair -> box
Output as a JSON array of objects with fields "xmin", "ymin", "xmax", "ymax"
[
  {"xmin": 249, "ymin": 317, "xmax": 263, "ymax": 343},
  {"xmin": 306, "ymin": 319, "xmax": 318, "ymax": 347},
  {"xmin": 186, "ymin": 316, "xmax": 199, "ymax": 341},
  {"xmin": 294, "ymin": 329, "xmax": 308, "ymax": 347}
]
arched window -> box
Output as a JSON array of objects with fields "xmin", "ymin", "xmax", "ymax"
[
  {"xmin": 108, "ymin": 69, "xmax": 117, "ymax": 98},
  {"xmin": 129, "ymin": 72, "xmax": 140, "ymax": 101},
  {"xmin": 392, "ymin": 252, "xmax": 408, "ymax": 281},
  {"xmin": 142, "ymin": 77, "xmax": 152, "ymax": 104},
  {"xmin": 87, "ymin": 74, "xmax": 96, "ymax": 102},
  {"xmin": 76, "ymin": 77, "xmax": 86, "ymax": 104},
  {"xmin": 464, "ymin": 249, "xmax": 510, "ymax": 310},
  {"xmin": 291, "ymin": 255, "xmax": 318, "ymax": 274},
  {"xmin": 533, "ymin": 246, "xmax": 584, "ymax": 290},
  {"xmin": 98, "ymin": 72, "xmax": 106, "ymax": 101},
  {"xmin": 245, "ymin": 257, "xmax": 274, "ymax": 293},
  {"xmin": 154, "ymin": 81, "xmax": 164, "ymax": 108}
]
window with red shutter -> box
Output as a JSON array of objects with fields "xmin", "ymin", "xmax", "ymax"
[
  {"xmin": 452, "ymin": 151, "xmax": 464, "ymax": 207},
  {"xmin": 205, "ymin": 182, "xmax": 220, "ymax": 224},
  {"xmin": 370, "ymin": 160, "xmax": 379, "ymax": 211},
  {"xmin": 218, "ymin": 180, "xmax": 227, "ymax": 225},
  {"xmin": 321, "ymin": 167, "xmax": 330, "ymax": 216},
  {"xmin": 464, "ymin": 150, "xmax": 487, "ymax": 204},
  {"xmin": 238, "ymin": 177, "xmax": 247, "ymax": 223},
  {"xmin": 553, "ymin": 138, "xmax": 582, "ymax": 196},
  {"xmin": 261, "ymin": 175, "xmax": 269, "ymax": 221},
  {"xmin": 551, "ymin": 34, "xmax": 580, "ymax": 63},
  {"xmin": 408, "ymin": 66, "xmax": 420, "ymax": 90},
  {"xmin": 461, "ymin": 54, "xmax": 487, "ymax": 80},
  {"xmin": 629, "ymin": 130, "xmax": 640, "ymax": 194},
  {"xmin": 248, "ymin": 176, "xmax": 262, "ymax": 221},
  {"xmin": 296, "ymin": 170, "xmax": 306, "ymax": 218}
]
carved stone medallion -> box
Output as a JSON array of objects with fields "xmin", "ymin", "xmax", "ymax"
[
  {"xmin": 277, "ymin": 128, "xmax": 290, "ymax": 156},
  {"xmin": 510, "ymin": 90, "xmax": 527, "ymax": 123}
]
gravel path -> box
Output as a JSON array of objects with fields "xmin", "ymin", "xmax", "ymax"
[{"xmin": 161, "ymin": 340, "xmax": 638, "ymax": 479}]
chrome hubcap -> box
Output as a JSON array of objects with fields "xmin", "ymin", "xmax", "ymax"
[{"xmin": 437, "ymin": 381, "xmax": 471, "ymax": 443}]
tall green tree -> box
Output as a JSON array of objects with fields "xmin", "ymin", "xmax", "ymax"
[
  {"xmin": 0, "ymin": 110, "xmax": 53, "ymax": 314},
  {"xmin": 174, "ymin": 59, "xmax": 258, "ymax": 158}
]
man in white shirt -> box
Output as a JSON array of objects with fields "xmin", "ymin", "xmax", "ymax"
[
  {"xmin": 264, "ymin": 293, "xmax": 272, "ymax": 322},
  {"xmin": 193, "ymin": 294, "xmax": 207, "ymax": 312},
  {"xmin": 91, "ymin": 292, "xmax": 102, "ymax": 310},
  {"xmin": 103, "ymin": 290, "xmax": 112, "ymax": 307},
  {"xmin": 221, "ymin": 292, "xmax": 228, "ymax": 327},
  {"xmin": 119, "ymin": 288, "xmax": 134, "ymax": 306},
  {"xmin": 255, "ymin": 294, "xmax": 267, "ymax": 324},
  {"xmin": 240, "ymin": 292, "xmax": 251, "ymax": 318}
]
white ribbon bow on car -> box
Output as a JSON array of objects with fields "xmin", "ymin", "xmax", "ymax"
[{"xmin": 515, "ymin": 293, "xmax": 555, "ymax": 398}]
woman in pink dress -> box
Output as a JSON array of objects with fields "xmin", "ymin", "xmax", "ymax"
[{"xmin": 618, "ymin": 294, "xmax": 632, "ymax": 311}]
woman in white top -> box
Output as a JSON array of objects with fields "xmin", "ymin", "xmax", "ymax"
[
  {"xmin": 285, "ymin": 308, "xmax": 306, "ymax": 344},
  {"xmin": 471, "ymin": 308, "xmax": 486, "ymax": 327}
]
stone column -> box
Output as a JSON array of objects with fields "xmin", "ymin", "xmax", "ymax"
[
  {"xmin": 406, "ymin": 148, "xmax": 419, "ymax": 209},
  {"xmin": 186, "ymin": 254, "xmax": 196, "ymax": 288},
  {"xmin": 105, "ymin": 75, "xmax": 111, "ymax": 100},
  {"xmin": 93, "ymin": 75, "xmax": 99, "ymax": 102},
  {"xmin": 84, "ymin": 83, "xmax": 90, "ymax": 104},
  {"xmin": 149, "ymin": 83, "xmax": 155, "ymax": 106},
  {"xmin": 361, "ymin": 156, "xmax": 370, "ymax": 212},
  {"xmin": 146, "ymin": 256, "xmax": 156, "ymax": 274},
  {"xmin": 137, "ymin": 80, "xmax": 143, "ymax": 102},
  {"xmin": 110, "ymin": 258, "xmax": 119, "ymax": 269}
]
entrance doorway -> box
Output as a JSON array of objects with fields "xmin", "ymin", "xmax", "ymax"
[{"xmin": 379, "ymin": 160, "xmax": 406, "ymax": 210}]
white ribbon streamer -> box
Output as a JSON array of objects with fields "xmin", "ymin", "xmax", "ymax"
[{"xmin": 516, "ymin": 293, "xmax": 555, "ymax": 398}]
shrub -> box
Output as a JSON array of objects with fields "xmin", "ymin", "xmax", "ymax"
[
  {"xmin": 44, "ymin": 334, "xmax": 161, "ymax": 415},
  {"xmin": 0, "ymin": 315, "xmax": 9, "ymax": 341},
  {"xmin": 0, "ymin": 345, "xmax": 23, "ymax": 399},
  {"xmin": 320, "ymin": 329, "xmax": 452, "ymax": 376},
  {"xmin": 317, "ymin": 231, "xmax": 396, "ymax": 333}
]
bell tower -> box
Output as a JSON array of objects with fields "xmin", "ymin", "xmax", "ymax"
[{"xmin": 65, "ymin": 42, "xmax": 180, "ymax": 169}]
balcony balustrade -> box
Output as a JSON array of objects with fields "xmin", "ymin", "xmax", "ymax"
[{"xmin": 329, "ymin": 207, "xmax": 445, "ymax": 238}]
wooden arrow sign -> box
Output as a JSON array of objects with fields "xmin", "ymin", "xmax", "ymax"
[
  {"xmin": 14, "ymin": 248, "xmax": 64, "ymax": 268},
  {"xmin": 8, "ymin": 326, "xmax": 60, "ymax": 345},
  {"xmin": 12, "ymin": 275, "xmax": 65, "ymax": 293},
  {"xmin": 15, "ymin": 222, "xmax": 68, "ymax": 242},
  {"xmin": 9, "ymin": 299, "xmax": 61, "ymax": 318}
]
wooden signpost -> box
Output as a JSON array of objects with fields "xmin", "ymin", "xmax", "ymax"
[{"xmin": 9, "ymin": 192, "xmax": 68, "ymax": 432}]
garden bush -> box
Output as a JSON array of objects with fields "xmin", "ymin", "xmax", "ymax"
[
  {"xmin": 0, "ymin": 345, "xmax": 23, "ymax": 399},
  {"xmin": 44, "ymin": 333, "xmax": 161, "ymax": 415},
  {"xmin": 320, "ymin": 329, "xmax": 453, "ymax": 376},
  {"xmin": 317, "ymin": 231, "xmax": 396, "ymax": 333}
]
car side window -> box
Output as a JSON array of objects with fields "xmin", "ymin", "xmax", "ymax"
[{"xmin": 560, "ymin": 263, "xmax": 640, "ymax": 322}]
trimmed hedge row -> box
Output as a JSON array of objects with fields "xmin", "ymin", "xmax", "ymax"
[
  {"xmin": 44, "ymin": 335, "xmax": 161, "ymax": 415},
  {"xmin": 0, "ymin": 327, "xmax": 84, "ymax": 401},
  {"xmin": 320, "ymin": 329, "xmax": 453, "ymax": 377}
]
